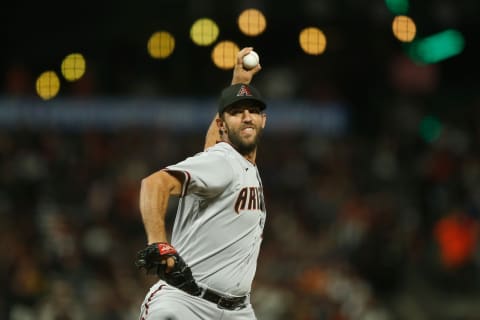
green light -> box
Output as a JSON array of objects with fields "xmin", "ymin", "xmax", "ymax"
[
  {"xmin": 407, "ymin": 29, "xmax": 465, "ymax": 64},
  {"xmin": 385, "ymin": 0, "xmax": 409, "ymax": 14},
  {"xmin": 420, "ymin": 116, "xmax": 442, "ymax": 143}
]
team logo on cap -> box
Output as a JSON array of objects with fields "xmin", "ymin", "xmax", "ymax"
[{"xmin": 236, "ymin": 84, "xmax": 252, "ymax": 97}]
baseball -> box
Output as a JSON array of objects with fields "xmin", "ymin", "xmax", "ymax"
[{"xmin": 242, "ymin": 51, "xmax": 259, "ymax": 69}]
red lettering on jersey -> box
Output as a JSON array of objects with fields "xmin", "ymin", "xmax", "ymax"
[
  {"xmin": 235, "ymin": 187, "xmax": 265, "ymax": 214},
  {"xmin": 235, "ymin": 188, "xmax": 248, "ymax": 213},
  {"xmin": 259, "ymin": 187, "xmax": 265, "ymax": 211},
  {"xmin": 256, "ymin": 188, "xmax": 260, "ymax": 209},
  {"xmin": 248, "ymin": 187, "xmax": 257, "ymax": 210}
]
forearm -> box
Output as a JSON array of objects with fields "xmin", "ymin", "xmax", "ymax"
[
  {"xmin": 139, "ymin": 172, "xmax": 174, "ymax": 244},
  {"xmin": 204, "ymin": 47, "xmax": 261, "ymax": 150}
]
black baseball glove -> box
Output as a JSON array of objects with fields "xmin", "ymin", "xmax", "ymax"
[{"xmin": 135, "ymin": 242, "xmax": 201, "ymax": 296}]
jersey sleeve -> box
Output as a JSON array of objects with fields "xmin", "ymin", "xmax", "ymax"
[{"xmin": 165, "ymin": 151, "xmax": 233, "ymax": 198}]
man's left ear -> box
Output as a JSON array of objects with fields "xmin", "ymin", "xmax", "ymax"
[{"xmin": 261, "ymin": 113, "xmax": 267, "ymax": 129}]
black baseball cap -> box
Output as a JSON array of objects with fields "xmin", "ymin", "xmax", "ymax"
[{"xmin": 218, "ymin": 83, "xmax": 266, "ymax": 114}]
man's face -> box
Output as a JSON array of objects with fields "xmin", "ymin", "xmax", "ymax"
[{"xmin": 221, "ymin": 103, "xmax": 267, "ymax": 155}]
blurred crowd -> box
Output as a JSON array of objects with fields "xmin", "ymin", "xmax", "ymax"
[{"xmin": 1, "ymin": 92, "xmax": 480, "ymax": 320}]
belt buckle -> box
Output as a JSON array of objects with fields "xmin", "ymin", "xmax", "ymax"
[
  {"xmin": 217, "ymin": 297, "xmax": 244, "ymax": 311},
  {"xmin": 217, "ymin": 297, "xmax": 234, "ymax": 310}
]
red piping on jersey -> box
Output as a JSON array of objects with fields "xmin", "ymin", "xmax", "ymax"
[
  {"xmin": 163, "ymin": 169, "xmax": 191, "ymax": 198},
  {"xmin": 141, "ymin": 284, "xmax": 165, "ymax": 319},
  {"xmin": 182, "ymin": 171, "xmax": 191, "ymax": 197}
]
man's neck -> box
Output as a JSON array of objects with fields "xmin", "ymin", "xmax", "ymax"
[
  {"xmin": 219, "ymin": 140, "xmax": 257, "ymax": 164},
  {"xmin": 244, "ymin": 149, "xmax": 257, "ymax": 164}
]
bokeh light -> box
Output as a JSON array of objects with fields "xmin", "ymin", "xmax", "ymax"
[
  {"xmin": 211, "ymin": 41, "xmax": 239, "ymax": 70},
  {"xmin": 190, "ymin": 18, "xmax": 219, "ymax": 46},
  {"xmin": 407, "ymin": 29, "xmax": 465, "ymax": 64},
  {"xmin": 299, "ymin": 27, "xmax": 327, "ymax": 55},
  {"xmin": 385, "ymin": 0, "xmax": 409, "ymax": 15},
  {"xmin": 420, "ymin": 115, "xmax": 443, "ymax": 143},
  {"xmin": 36, "ymin": 71, "xmax": 60, "ymax": 100},
  {"xmin": 148, "ymin": 31, "xmax": 175, "ymax": 59},
  {"xmin": 237, "ymin": 9, "xmax": 267, "ymax": 36},
  {"xmin": 61, "ymin": 53, "xmax": 86, "ymax": 81},
  {"xmin": 392, "ymin": 16, "xmax": 416, "ymax": 42}
]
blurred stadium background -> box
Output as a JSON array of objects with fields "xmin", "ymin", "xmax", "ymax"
[{"xmin": 2, "ymin": 0, "xmax": 480, "ymax": 319}]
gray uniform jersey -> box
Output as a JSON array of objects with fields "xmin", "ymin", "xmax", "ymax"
[{"xmin": 165, "ymin": 142, "xmax": 266, "ymax": 297}]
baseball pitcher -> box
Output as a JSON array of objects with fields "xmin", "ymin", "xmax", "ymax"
[{"xmin": 136, "ymin": 47, "xmax": 267, "ymax": 320}]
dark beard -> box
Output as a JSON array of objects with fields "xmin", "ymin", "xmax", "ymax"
[{"xmin": 227, "ymin": 127, "xmax": 262, "ymax": 156}]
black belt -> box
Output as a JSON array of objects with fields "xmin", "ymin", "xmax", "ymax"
[
  {"xmin": 177, "ymin": 282, "xmax": 247, "ymax": 310},
  {"xmin": 200, "ymin": 288, "xmax": 247, "ymax": 310}
]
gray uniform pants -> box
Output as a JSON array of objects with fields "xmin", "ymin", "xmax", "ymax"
[{"xmin": 139, "ymin": 281, "xmax": 257, "ymax": 320}]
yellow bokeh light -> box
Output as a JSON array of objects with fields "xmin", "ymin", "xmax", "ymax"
[
  {"xmin": 148, "ymin": 31, "xmax": 175, "ymax": 59},
  {"xmin": 238, "ymin": 9, "xmax": 267, "ymax": 36},
  {"xmin": 190, "ymin": 18, "xmax": 219, "ymax": 46},
  {"xmin": 211, "ymin": 41, "xmax": 239, "ymax": 70},
  {"xmin": 392, "ymin": 15, "xmax": 416, "ymax": 42},
  {"xmin": 299, "ymin": 27, "xmax": 327, "ymax": 55},
  {"xmin": 61, "ymin": 53, "xmax": 86, "ymax": 81},
  {"xmin": 36, "ymin": 71, "xmax": 60, "ymax": 100}
]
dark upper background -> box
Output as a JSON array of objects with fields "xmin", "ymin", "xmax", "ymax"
[{"xmin": 2, "ymin": 0, "xmax": 479, "ymax": 99}]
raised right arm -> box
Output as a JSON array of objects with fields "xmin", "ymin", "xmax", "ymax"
[{"xmin": 203, "ymin": 47, "xmax": 262, "ymax": 150}]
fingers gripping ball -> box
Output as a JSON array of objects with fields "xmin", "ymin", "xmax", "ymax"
[
  {"xmin": 242, "ymin": 51, "xmax": 259, "ymax": 69},
  {"xmin": 135, "ymin": 242, "xmax": 201, "ymax": 295}
]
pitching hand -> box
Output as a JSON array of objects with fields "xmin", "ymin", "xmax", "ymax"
[{"xmin": 231, "ymin": 47, "xmax": 262, "ymax": 85}]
